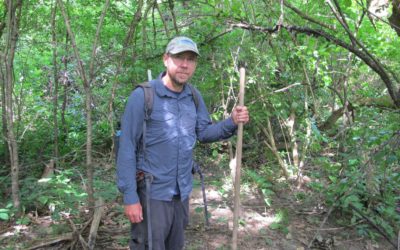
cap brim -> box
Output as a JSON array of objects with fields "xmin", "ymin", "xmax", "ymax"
[{"xmin": 168, "ymin": 46, "xmax": 200, "ymax": 56}]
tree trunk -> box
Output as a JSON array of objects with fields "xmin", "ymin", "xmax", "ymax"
[
  {"xmin": 88, "ymin": 0, "xmax": 110, "ymax": 85},
  {"xmin": 168, "ymin": 0, "xmax": 179, "ymax": 34},
  {"xmin": 1, "ymin": 0, "xmax": 23, "ymax": 212},
  {"xmin": 155, "ymin": 1, "xmax": 170, "ymax": 38},
  {"xmin": 260, "ymin": 118, "xmax": 290, "ymax": 179},
  {"xmin": 61, "ymin": 33, "xmax": 69, "ymax": 143},
  {"xmin": 287, "ymin": 110, "xmax": 299, "ymax": 168},
  {"xmin": 51, "ymin": 1, "xmax": 59, "ymax": 168},
  {"xmin": 108, "ymin": 0, "xmax": 144, "ymax": 160},
  {"xmin": 388, "ymin": 0, "xmax": 400, "ymax": 36},
  {"xmin": 58, "ymin": 0, "xmax": 94, "ymax": 208},
  {"xmin": 1, "ymin": 61, "xmax": 9, "ymax": 167},
  {"xmin": 0, "ymin": 1, "xmax": 7, "ymax": 167},
  {"xmin": 58, "ymin": 0, "xmax": 110, "ymax": 209}
]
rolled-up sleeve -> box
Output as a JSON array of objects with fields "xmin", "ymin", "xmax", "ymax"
[{"xmin": 116, "ymin": 89, "xmax": 145, "ymax": 205}]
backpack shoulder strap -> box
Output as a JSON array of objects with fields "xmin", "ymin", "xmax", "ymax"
[
  {"xmin": 135, "ymin": 82, "xmax": 153, "ymax": 120},
  {"xmin": 134, "ymin": 82, "xmax": 154, "ymax": 160},
  {"xmin": 186, "ymin": 83, "xmax": 199, "ymax": 110}
]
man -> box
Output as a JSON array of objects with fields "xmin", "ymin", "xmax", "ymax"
[{"xmin": 117, "ymin": 36, "xmax": 249, "ymax": 250}]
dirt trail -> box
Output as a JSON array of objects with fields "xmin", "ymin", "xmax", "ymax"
[{"xmin": 185, "ymin": 170, "xmax": 395, "ymax": 250}]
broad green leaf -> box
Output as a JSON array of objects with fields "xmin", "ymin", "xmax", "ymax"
[{"xmin": 0, "ymin": 212, "xmax": 9, "ymax": 221}]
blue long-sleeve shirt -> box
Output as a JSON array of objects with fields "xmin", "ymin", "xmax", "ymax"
[{"xmin": 117, "ymin": 73, "xmax": 237, "ymax": 205}]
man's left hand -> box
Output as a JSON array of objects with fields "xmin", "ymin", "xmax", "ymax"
[{"xmin": 232, "ymin": 106, "xmax": 250, "ymax": 125}]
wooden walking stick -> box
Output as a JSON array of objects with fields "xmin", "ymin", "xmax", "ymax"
[{"xmin": 232, "ymin": 67, "xmax": 246, "ymax": 250}]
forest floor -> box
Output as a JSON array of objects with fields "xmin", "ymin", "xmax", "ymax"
[
  {"xmin": 0, "ymin": 164, "xmax": 397, "ymax": 250},
  {"xmin": 183, "ymin": 165, "xmax": 395, "ymax": 250}
]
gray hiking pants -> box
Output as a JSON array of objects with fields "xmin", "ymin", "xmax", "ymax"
[{"xmin": 129, "ymin": 180, "xmax": 189, "ymax": 250}]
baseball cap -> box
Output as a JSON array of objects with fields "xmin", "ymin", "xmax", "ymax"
[{"xmin": 165, "ymin": 36, "xmax": 200, "ymax": 56}]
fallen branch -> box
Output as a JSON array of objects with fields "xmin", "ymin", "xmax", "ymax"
[
  {"xmin": 88, "ymin": 198, "xmax": 105, "ymax": 250},
  {"xmin": 66, "ymin": 216, "xmax": 89, "ymax": 250},
  {"xmin": 26, "ymin": 233, "xmax": 73, "ymax": 250},
  {"xmin": 349, "ymin": 203, "xmax": 397, "ymax": 249}
]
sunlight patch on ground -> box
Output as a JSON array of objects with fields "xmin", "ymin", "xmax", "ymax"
[
  {"xmin": 0, "ymin": 224, "xmax": 28, "ymax": 238},
  {"xmin": 242, "ymin": 210, "xmax": 276, "ymax": 234},
  {"xmin": 205, "ymin": 189, "xmax": 224, "ymax": 201}
]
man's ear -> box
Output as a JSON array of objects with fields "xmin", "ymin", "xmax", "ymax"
[{"xmin": 163, "ymin": 54, "xmax": 168, "ymax": 67}]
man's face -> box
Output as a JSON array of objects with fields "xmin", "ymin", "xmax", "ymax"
[{"xmin": 163, "ymin": 51, "xmax": 198, "ymax": 86}]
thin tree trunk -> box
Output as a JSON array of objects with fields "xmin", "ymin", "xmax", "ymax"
[
  {"xmin": 86, "ymin": 0, "xmax": 110, "ymax": 210},
  {"xmin": 140, "ymin": 2, "xmax": 155, "ymax": 58},
  {"xmin": 61, "ymin": 33, "xmax": 69, "ymax": 142},
  {"xmin": 155, "ymin": 1, "xmax": 170, "ymax": 38},
  {"xmin": 260, "ymin": 119, "xmax": 290, "ymax": 179},
  {"xmin": 2, "ymin": 0, "xmax": 22, "ymax": 212},
  {"xmin": 1, "ymin": 0, "xmax": 7, "ymax": 167},
  {"xmin": 289, "ymin": 33, "xmax": 316, "ymax": 187},
  {"xmin": 1, "ymin": 56, "xmax": 9, "ymax": 167},
  {"xmin": 287, "ymin": 110, "xmax": 299, "ymax": 168},
  {"xmin": 167, "ymin": 0, "xmax": 179, "ymax": 34},
  {"xmin": 51, "ymin": 0, "xmax": 59, "ymax": 168},
  {"xmin": 58, "ymin": 0, "xmax": 94, "ymax": 208},
  {"xmin": 108, "ymin": 0, "xmax": 144, "ymax": 160},
  {"xmin": 88, "ymin": 0, "xmax": 110, "ymax": 84},
  {"xmin": 58, "ymin": 0, "xmax": 110, "ymax": 209}
]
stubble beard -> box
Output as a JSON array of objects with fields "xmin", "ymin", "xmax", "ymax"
[{"xmin": 171, "ymin": 73, "xmax": 191, "ymax": 87}]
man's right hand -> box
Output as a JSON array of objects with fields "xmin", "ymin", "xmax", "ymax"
[{"xmin": 124, "ymin": 203, "xmax": 143, "ymax": 223}]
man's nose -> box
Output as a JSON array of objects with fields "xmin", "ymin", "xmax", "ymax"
[{"xmin": 180, "ymin": 58, "xmax": 189, "ymax": 67}]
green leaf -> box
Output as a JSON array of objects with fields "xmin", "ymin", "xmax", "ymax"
[
  {"xmin": 212, "ymin": 150, "xmax": 218, "ymax": 157},
  {"xmin": 343, "ymin": 0, "xmax": 352, "ymax": 7},
  {"xmin": 269, "ymin": 222, "xmax": 280, "ymax": 230},
  {"xmin": 343, "ymin": 194, "xmax": 359, "ymax": 208},
  {"xmin": 16, "ymin": 217, "xmax": 30, "ymax": 225},
  {"xmin": 0, "ymin": 212, "xmax": 9, "ymax": 220},
  {"xmin": 194, "ymin": 207, "xmax": 203, "ymax": 214},
  {"xmin": 328, "ymin": 175, "xmax": 337, "ymax": 183},
  {"xmin": 38, "ymin": 196, "xmax": 49, "ymax": 205}
]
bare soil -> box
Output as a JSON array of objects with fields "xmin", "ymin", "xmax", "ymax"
[{"xmin": 184, "ymin": 170, "xmax": 395, "ymax": 250}]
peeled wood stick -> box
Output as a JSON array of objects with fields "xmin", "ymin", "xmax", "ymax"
[
  {"xmin": 397, "ymin": 230, "xmax": 399, "ymax": 250},
  {"xmin": 397, "ymin": 230, "xmax": 400, "ymax": 250},
  {"xmin": 232, "ymin": 67, "xmax": 245, "ymax": 250}
]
